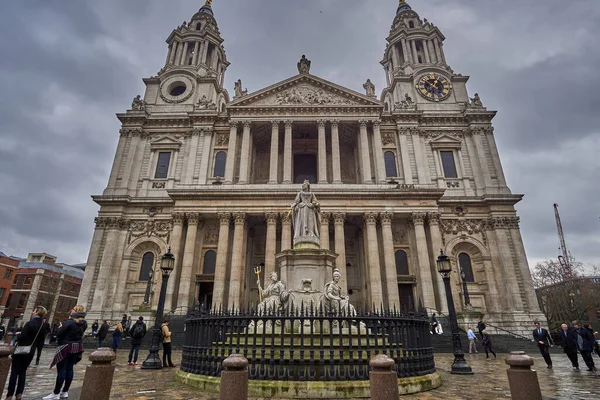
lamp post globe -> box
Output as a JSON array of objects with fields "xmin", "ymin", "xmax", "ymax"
[
  {"xmin": 141, "ymin": 247, "xmax": 175, "ymax": 369},
  {"xmin": 436, "ymin": 250, "xmax": 472, "ymax": 375}
]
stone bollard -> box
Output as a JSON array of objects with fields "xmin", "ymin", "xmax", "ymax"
[
  {"xmin": 505, "ymin": 351, "xmax": 543, "ymax": 400},
  {"xmin": 369, "ymin": 354, "xmax": 399, "ymax": 400},
  {"xmin": 80, "ymin": 348, "xmax": 117, "ymax": 400},
  {"xmin": 219, "ymin": 354, "xmax": 249, "ymax": 400},
  {"xmin": 0, "ymin": 345, "xmax": 13, "ymax": 395}
]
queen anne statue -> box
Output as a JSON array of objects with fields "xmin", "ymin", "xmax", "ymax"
[{"xmin": 291, "ymin": 180, "xmax": 321, "ymax": 247}]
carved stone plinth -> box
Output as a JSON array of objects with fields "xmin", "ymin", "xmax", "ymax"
[{"xmin": 276, "ymin": 248, "xmax": 337, "ymax": 298}]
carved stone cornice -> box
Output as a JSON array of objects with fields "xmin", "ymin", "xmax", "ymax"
[
  {"xmin": 427, "ymin": 212, "xmax": 441, "ymax": 225},
  {"xmin": 130, "ymin": 219, "xmax": 172, "ymax": 242},
  {"xmin": 440, "ymin": 219, "xmax": 485, "ymax": 235},
  {"xmin": 421, "ymin": 130, "xmax": 464, "ymax": 139},
  {"xmin": 379, "ymin": 211, "xmax": 393, "ymax": 225},
  {"xmin": 233, "ymin": 212, "xmax": 246, "ymax": 225},
  {"xmin": 332, "ymin": 212, "xmax": 346, "ymax": 225},
  {"xmin": 320, "ymin": 212, "xmax": 331, "ymax": 224},
  {"xmin": 186, "ymin": 213, "xmax": 201, "ymax": 225},
  {"xmin": 119, "ymin": 128, "xmax": 145, "ymax": 138},
  {"xmin": 364, "ymin": 212, "xmax": 378, "ymax": 225},
  {"xmin": 485, "ymin": 216, "xmax": 520, "ymax": 230},
  {"xmin": 265, "ymin": 212, "xmax": 278, "ymax": 224},
  {"xmin": 409, "ymin": 212, "xmax": 427, "ymax": 225},
  {"xmin": 172, "ymin": 212, "xmax": 186, "ymax": 224},
  {"xmin": 95, "ymin": 217, "xmax": 129, "ymax": 230},
  {"xmin": 217, "ymin": 212, "xmax": 231, "ymax": 225}
]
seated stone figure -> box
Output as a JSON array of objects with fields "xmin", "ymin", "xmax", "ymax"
[
  {"xmin": 323, "ymin": 269, "xmax": 357, "ymax": 317},
  {"xmin": 257, "ymin": 272, "xmax": 288, "ymax": 315}
]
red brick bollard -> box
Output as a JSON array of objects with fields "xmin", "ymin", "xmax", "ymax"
[
  {"xmin": 80, "ymin": 348, "xmax": 117, "ymax": 400},
  {"xmin": 505, "ymin": 351, "xmax": 543, "ymax": 400},
  {"xmin": 220, "ymin": 354, "xmax": 249, "ymax": 400},
  {"xmin": 0, "ymin": 345, "xmax": 13, "ymax": 395},
  {"xmin": 369, "ymin": 354, "xmax": 399, "ymax": 400}
]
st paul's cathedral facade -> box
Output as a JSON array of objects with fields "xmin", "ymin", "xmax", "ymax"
[{"xmin": 78, "ymin": 0, "xmax": 544, "ymax": 334}]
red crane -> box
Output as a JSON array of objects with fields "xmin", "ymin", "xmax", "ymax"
[{"xmin": 554, "ymin": 203, "xmax": 572, "ymax": 280}]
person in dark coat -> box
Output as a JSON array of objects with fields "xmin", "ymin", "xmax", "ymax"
[
  {"xmin": 481, "ymin": 330, "xmax": 497, "ymax": 359},
  {"xmin": 97, "ymin": 320, "xmax": 109, "ymax": 348},
  {"xmin": 477, "ymin": 319, "xmax": 486, "ymax": 339},
  {"xmin": 34, "ymin": 317, "xmax": 52, "ymax": 365},
  {"xmin": 573, "ymin": 321, "xmax": 596, "ymax": 371},
  {"xmin": 49, "ymin": 322, "xmax": 60, "ymax": 344},
  {"xmin": 5, "ymin": 306, "xmax": 47, "ymax": 400},
  {"xmin": 532, "ymin": 322, "xmax": 553, "ymax": 368},
  {"xmin": 430, "ymin": 313, "xmax": 438, "ymax": 335},
  {"xmin": 559, "ymin": 323, "xmax": 580, "ymax": 370},
  {"xmin": 0, "ymin": 324, "xmax": 6, "ymax": 341},
  {"xmin": 128, "ymin": 316, "xmax": 147, "ymax": 365},
  {"xmin": 112, "ymin": 322, "xmax": 123, "ymax": 353},
  {"xmin": 91, "ymin": 320, "xmax": 99, "ymax": 338},
  {"xmin": 43, "ymin": 305, "xmax": 87, "ymax": 400}
]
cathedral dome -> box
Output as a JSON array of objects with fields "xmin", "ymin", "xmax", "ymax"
[
  {"xmin": 397, "ymin": 1, "xmax": 412, "ymax": 14},
  {"xmin": 198, "ymin": 5, "xmax": 213, "ymax": 17}
]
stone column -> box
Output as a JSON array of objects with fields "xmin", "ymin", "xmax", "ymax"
[
  {"xmin": 164, "ymin": 213, "xmax": 185, "ymax": 312},
  {"xmin": 320, "ymin": 213, "xmax": 330, "ymax": 250},
  {"xmin": 380, "ymin": 212, "xmax": 400, "ymax": 309},
  {"xmin": 359, "ymin": 120, "xmax": 372, "ymax": 183},
  {"xmin": 427, "ymin": 213, "xmax": 449, "ymax": 314},
  {"xmin": 433, "ymin": 38, "xmax": 442, "ymax": 64},
  {"xmin": 106, "ymin": 133, "xmax": 128, "ymax": 190},
  {"xmin": 283, "ymin": 120, "xmax": 293, "ymax": 184},
  {"xmin": 472, "ymin": 129, "xmax": 493, "ymax": 188},
  {"xmin": 410, "ymin": 213, "xmax": 436, "ymax": 311},
  {"xmin": 411, "ymin": 129, "xmax": 428, "ymax": 184},
  {"xmin": 198, "ymin": 129, "xmax": 214, "ymax": 184},
  {"xmin": 372, "ymin": 121, "xmax": 387, "ymax": 183},
  {"xmin": 228, "ymin": 213, "xmax": 246, "ymax": 308},
  {"xmin": 488, "ymin": 218, "xmax": 523, "ymax": 311},
  {"xmin": 281, "ymin": 212, "xmax": 292, "ymax": 251},
  {"xmin": 509, "ymin": 217, "xmax": 541, "ymax": 313},
  {"xmin": 264, "ymin": 213, "xmax": 278, "ymax": 280},
  {"xmin": 402, "ymin": 38, "xmax": 412, "ymax": 64},
  {"xmin": 78, "ymin": 219, "xmax": 106, "ymax": 308},
  {"xmin": 183, "ymin": 129, "xmax": 201, "ymax": 184},
  {"xmin": 397, "ymin": 128, "xmax": 413, "ymax": 184},
  {"xmin": 238, "ymin": 121, "xmax": 252, "ymax": 184},
  {"xmin": 485, "ymin": 128, "xmax": 508, "ymax": 187},
  {"xmin": 268, "ymin": 121, "xmax": 280, "ymax": 184},
  {"xmin": 179, "ymin": 213, "xmax": 200, "ymax": 310},
  {"xmin": 119, "ymin": 132, "xmax": 140, "ymax": 189},
  {"xmin": 212, "ymin": 213, "xmax": 231, "ymax": 309},
  {"xmin": 331, "ymin": 120, "xmax": 342, "ymax": 184},
  {"xmin": 484, "ymin": 220, "xmax": 511, "ymax": 311},
  {"xmin": 91, "ymin": 218, "xmax": 123, "ymax": 312},
  {"xmin": 423, "ymin": 40, "xmax": 431, "ymax": 63},
  {"xmin": 168, "ymin": 42, "xmax": 177, "ymax": 65},
  {"xmin": 333, "ymin": 212, "xmax": 347, "ymax": 295},
  {"xmin": 317, "ymin": 119, "xmax": 327, "ymax": 184},
  {"xmin": 411, "ymin": 40, "xmax": 419, "ymax": 63},
  {"xmin": 180, "ymin": 42, "xmax": 189, "ymax": 65},
  {"xmin": 191, "ymin": 41, "xmax": 200, "ymax": 65},
  {"xmin": 364, "ymin": 213, "xmax": 384, "ymax": 307},
  {"xmin": 224, "ymin": 121, "xmax": 238, "ymax": 184}
]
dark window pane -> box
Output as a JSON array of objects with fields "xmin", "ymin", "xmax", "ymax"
[
  {"xmin": 139, "ymin": 252, "xmax": 154, "ymax": 281},
  {"xmin": 203, "ymin": 250, "xmax": 217, "ymax": 275},
  {"xmin": 395, "ymin": 250, "xmax": 409, "ymax": 275},
  {"xmin": 213, "ymin": 151, "xmax": 227, "ymax": 177},
  {"xmin": 384, "ymin": 151, "xmax": 398, "ymax": 177},
  {"xmin": 440, "ymin": 151, "xmax": 458, "ymax": 178},
  {"xmin": 154, "ymin": 152, "xmax": 171, "ymax": 179},
  {"xmin": 458, "ymin": 253, "xmax": 474, "ymax": 282}
]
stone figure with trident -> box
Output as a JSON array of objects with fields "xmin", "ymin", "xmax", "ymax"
[{"xmin": 256, "ymin": 269, "xmax": 288, "ymax": 316}]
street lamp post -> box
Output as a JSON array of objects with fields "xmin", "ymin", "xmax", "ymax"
[
  {"xmin": 141, "ymin": 248, "xmax": 175, "ymax": 369},
  {"xmin": 437, "ymin": 250, "xmax": 473, "ymax": 375}
]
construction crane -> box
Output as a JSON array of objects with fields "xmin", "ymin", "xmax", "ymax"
[{"xmin": 554, "ymin": 203, "xmax": 573, "ymax": 280}]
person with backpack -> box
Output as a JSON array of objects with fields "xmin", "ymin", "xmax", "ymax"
[
  {"xmin": 97, "ymin": 320, "xmax": 109, "ymax": 348},
  {"xmin": 128, "ymin": 316, "xmax": 147, "ymax": 365}
]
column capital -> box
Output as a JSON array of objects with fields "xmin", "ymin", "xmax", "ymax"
[
  {"xmin": 284, "ymin": 120, "xmax": 294, "ymax": 129},
  {"xmin": 242, "ymin": 120, "xmax": 252, "ymax": 129},
  {"xmin": 187, "ymin": 213, "xmax": 201, "ymax": 225},
  {"xmin": 217, "ymin": 212, "xmax": 231, "ymax": 225},
  {"xmin": 172, "ymin": 212, "xmax": 186, "ymax": 224},
  {"xmin": 233, "ymin": 212, "xmax": 246, "ymax": 225},
  {"xmin": 229, "ymin": 120, "xmax": 240, "ymax": 128},
  {"xmin": 321, "ymin": 212, "xmax": 331, "ymax": 223},
  {"xmin": 333, "ymin": 212, "xmax": 346, "ymax": 224},
  {"xmin": 372, "ymin": 120, "xmax": 381, "ymax": 128},
  {"xmin": 271, "ymin": 120, "xmax": 281, "ymax": 128},
  {"xmin": 281, "ymin": 211, "xmax": 292, "ymax": 224},
  {"xmin": 330, "ymin": 119, "xmax": 340, "ymax": 127},
  {"xmin": 358, "ymin": 119, "xmax": 369, "ymax": 128},
  {"xmin": 410, "ymin": 212, "xmax": 427, "ymax": 226},
  {"xmin": 427, "ymin": 212, "xmax": 441, "ymax": 225},
  {"xmin": 364, "ymin": 212, "xmax": 378, "ymax": 225},
  {"xmin": 380, "ymin": 211, "xmax": 394, "ymax": 225},
  {"xmin": 265, "ymin": 212, "xmax": 279, "ymax": 224},
  {"xmin": 317, "ymin": 119, "xmax": 326, "ymax": 128},
  {"xmin": 397, "ymin": 126, "xmax": 419, "ymax": 136}
]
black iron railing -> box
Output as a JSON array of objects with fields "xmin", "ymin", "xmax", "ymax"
[{"xmin": 181, "ymin": 304, "xmax": 435, "ymax": 381}]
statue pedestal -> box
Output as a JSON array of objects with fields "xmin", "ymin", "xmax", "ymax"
[{"xmin": 276, "ymin": 248, "xmax": 337, "ymax": 296}]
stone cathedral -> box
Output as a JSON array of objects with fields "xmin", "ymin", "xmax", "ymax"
[{"xmin": 79, "ymin": 0, "xmax": 544, "ymax": 333}]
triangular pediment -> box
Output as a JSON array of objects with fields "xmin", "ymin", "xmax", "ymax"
[
  {"xmin": 228, "ymin": 74, "xmax": 382, "ymax": 108},
  {"xmin": 429, "ymin": 134, "xmax": 462, "ymax": 149},
  {"xmin": 150, "ymin": 135, "xmax": 182, "ymax": 151}
]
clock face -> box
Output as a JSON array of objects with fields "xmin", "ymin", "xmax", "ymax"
[{"xmin": 416, "ymin": 73, "xmax": 452, "ymax": 102}]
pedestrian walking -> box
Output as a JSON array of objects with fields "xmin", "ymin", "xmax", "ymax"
[
  {"xmin": 559, "ymin": 323, "xmax": 580, "ymax": 370},
  {"xmin": 97, "ymin": 320, "xmax": 109, "ymax": 348},
  {"xmin": 477, "ymin": 319, "xmax": 486, "ymax": 339},
  {"xmin": 573, "ymin": 321, "xmax": 596, "ymax": 372},
  {"xmin": 532, "ymin": 321, "xmax": 553, "ymax": 368},
  {"xmin": 481, "ymin": 330, "xmax": 496, "ymax": 359},
  {"xmin": 466, "ymin": 326, "xmax": 478, "ymax": 354},
  {"xmin": 161, "ymin": 319, "xmax": 176, "ymax": 368},
  {"xmin": 112, "ymin": 322, "xmax": 124, "ymax": 353},
  {"xmin": 128, "ymin": 316, "xmax": 147, "ymax": 365},
  {"xmin": 34, "ymin": 317, "xmax": 52, "ymax": 366},
  {"xmin": 5, "ymin": 306, "xmax": 47, "ymax": 400}
]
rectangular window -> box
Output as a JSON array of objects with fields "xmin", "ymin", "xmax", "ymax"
[
  {"xmin": 24, "ymin": 277, "xmax": 32, "ymax": 286},
  {"xmin": 440, "ymin": 151, "xmax": 458, "ymax": 178},
  {"xmin": 5, "ymin": 293, "xmax": 12, "ymax": 308},
  {"xmin": 0, "ymin": 288, "xmax": 5, "ymax": 300},
  {"xmin": 4, "ymin": 270, "xmax": 11, "ymax": 279},
  {"xmin": 154, "ymin": 152, "xmax": 171, "ymax": 179},
  {"xmin": 17, "ymin": 293, "xmax": 27, "ymax": 309}
]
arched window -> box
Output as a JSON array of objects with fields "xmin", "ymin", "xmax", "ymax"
[
  {"xmin": 384, "ymin": 151, "xmax": 398, "ymax": 177},
  {"xmin": 203, "ymin": 250, "xmax": 217, "ymax": 275},
  {"xmin": 139, "ymin": 252, "xmax": 154, "ymax": 281},
  {"xmin": 395, "ymin": 250, "xmax": 409, "ymax": 275},
  {"xmin": 195, "ymin": 22, "xmax": 202, "ymax": 30},
  {"xmin": 458, "ymin": 253, "xmax": 474, "ymax": 283},
  {"xmin": 213, "ymin": 151, "xmax": 226, "ymax": 177},
  {"xmin": 408, "ymin": 21, "xmax": 415, "ymax": 29}
]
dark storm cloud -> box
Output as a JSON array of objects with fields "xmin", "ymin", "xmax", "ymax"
[{"xmin": 0, "ymin": 0, "xmax": 598, "ymax": 268}]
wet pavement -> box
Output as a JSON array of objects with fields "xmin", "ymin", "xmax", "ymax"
[{"xmin": 6, "ymin": 346, "xmax": 600, "ymax": 399}]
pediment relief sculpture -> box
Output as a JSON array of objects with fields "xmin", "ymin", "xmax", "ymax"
[{"xmin": 249, "ymin": 84, "xmax": 360, "ymax": 107}]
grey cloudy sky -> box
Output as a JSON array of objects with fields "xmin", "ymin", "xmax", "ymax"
[{"xmin": 0, "ymin": 0, "xmax": 598, "ymax": 269}]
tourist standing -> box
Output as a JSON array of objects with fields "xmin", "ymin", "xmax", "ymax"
[
  {"xmin": 466, "ymin": 326, "xmax": 478, "ymax": 354},
  {"xmin": 481, "ymin": 330, "xmax": 496, "ymax": 359},
  {"xmin": 128, "ymin": 316, "xmax": 147, "ymax": 365},
  {"xmin": 97, "ymin": 320, "xmax": 109, "ymax": 348},
  {"xmin": 162, "ymin": 319, "xmax": 176, "ymax": 367},
  {"xmin": 573, "ymin": 321, "xmax": 596, "ymax": 372},
  {"xmin": 124, "ymin": 316, "xmax": 132, "ymax": 339},
  {"xmin": 477, "ymin": 319, "xmax": 486, "ymax": 339},
  {"xmin": 91, "ymin": 320, "xmax": 99, "ymax": 337},
  {"xmin": 43, "ymin": 305, "xmax": 87, "ymax": 400},
  {"xmin": 112, "ymin": 322, "xmax": 123, "ymax": 353},
  {"xmin": 5, "ymin": 306, "xmax": 47, "ymax": 400},
  {"xmin": 532, "ymin": 322, "xmax": 553, "ymax": 369},
  {"xmin": 559, "ymin": 323, "xmax": 580, "ymax": 370},
  {"xmin": 430, "ymin": 313, "xmax": 438, "ymax": 335}
]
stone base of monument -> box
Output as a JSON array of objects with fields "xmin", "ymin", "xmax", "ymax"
[
  {"xmin": 175, "ymin": 370, "xmax": 442, "ymax": 398},
  {"xmin": 276, "ymin": 248, "xmax": 337, "ymax": 295}
]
